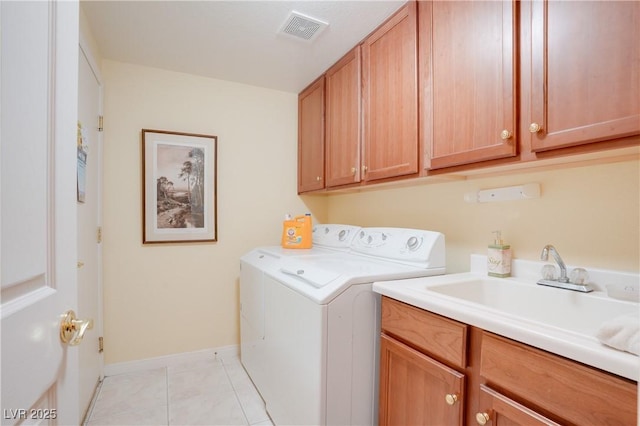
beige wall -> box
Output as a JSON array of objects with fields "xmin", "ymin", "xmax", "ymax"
[
  {"xmin": 102, "ymin": 60, "xmax": 327, "ymax": 364},
  {"xmin": 327, "ymin": 160, "xmax": 640, "ymax": 274},
  {"xmin": 100, "ymin": 59, "xmax": 639, "ymax": 366}
]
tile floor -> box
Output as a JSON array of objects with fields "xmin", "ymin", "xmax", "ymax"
[{"xmin": 85, "ymin": 355, "xmax": 272, "ymax": 426}]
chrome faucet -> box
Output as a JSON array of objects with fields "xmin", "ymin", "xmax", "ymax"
[
  {"xmin": 540, "ymin": 245, "xmax": 569, "ymax": 283},
  {"xmin": 537, "ymin": 244, "xmax": 593, "ymax": 292}
]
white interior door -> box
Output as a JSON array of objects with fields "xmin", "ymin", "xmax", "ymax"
[
  {"xmin": 1, "ymin": 2, "xmax": 82, "ymax": 425},
  {"xmin": 77, "ymin": 39, "xmax": 104, "ymax": 421}
]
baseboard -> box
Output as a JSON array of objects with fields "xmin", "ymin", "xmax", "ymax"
[{"xmin": 103, "ymin": 344, "xmax": 239, "ymax": 377}]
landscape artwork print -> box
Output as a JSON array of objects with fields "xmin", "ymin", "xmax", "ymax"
[
  {"xmin": 142, "ymin": 129, "xmax": 217, "ymax": 243},
  {"xmin": 156, "ymin": 144, "xmax": 205, "ymax": 229}
]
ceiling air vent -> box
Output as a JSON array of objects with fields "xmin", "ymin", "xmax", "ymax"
[{"xmin": 279, "ymin": 11, "xmax": 328, "ymax": 42}]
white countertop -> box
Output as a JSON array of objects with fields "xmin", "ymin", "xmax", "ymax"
[{"xmin": 372, "ymin": 255, "xmax": 640, "ymax": 382}]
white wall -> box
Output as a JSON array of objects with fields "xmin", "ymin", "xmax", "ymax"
[{"xmin": 101, "ymin": 60, "xmax": 326, "ymax": 364}]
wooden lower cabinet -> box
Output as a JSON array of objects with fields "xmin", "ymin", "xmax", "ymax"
[
  {"xmin": 480, "ymin": 332, "xmax": 638, "ymax": 426},
  {"xmin": 379, "ymin": 334, "xmax": 465, "ymax": 425},
  {"xmin": 379, "ymin": 297, "xmax": 638, "ymax": 426},
  {"xmin": 476, "ymin": 385, "xmax": 560, "ymax": 426}
]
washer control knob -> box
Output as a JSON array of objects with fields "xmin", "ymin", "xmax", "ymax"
[
  {"xmin": 407, "ymin": 236, "xmax": 420, "ymax": 251},
  {"xmin": 338, "ymin": 230, "xmax": 347, "ymax": 241}
]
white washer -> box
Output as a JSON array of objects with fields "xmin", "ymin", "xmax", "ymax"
[{"xmin": 240, "ymin": 226, "xmax": 445, "ymax": 425}]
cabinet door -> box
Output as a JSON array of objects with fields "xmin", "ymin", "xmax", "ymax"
[
  {"xmin": 527, "ymin": 1, "xmax": 640, "ymax": 151},
  {"xmin": 379, "ymin": 334, "xmax": 464, "ymax": 426},
  {"xmin": 325, "ymin": 46, "xmax": 361, "ymax": 187},
  {"xmin": 298, "ymin": 76, "xmax": 325, "ymax": 193},
  {"xmin": 481, "ymin": 332, "xmax": 638, "ymax": 425},
  {"xmin": 475, "ymin": 385, "xmax": 561, "ymax": 426},
  {"xmin": 362, "ymin": 2, "xmax": 419, "ymax": 182},
  {"xmin": 421, "ymin": 1, "xmax": 517, "ymax": 170}
]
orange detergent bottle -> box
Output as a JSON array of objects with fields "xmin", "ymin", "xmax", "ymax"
[{"xmin": 281, "ymin": 214, "xmax": 312, "ymax": 249}]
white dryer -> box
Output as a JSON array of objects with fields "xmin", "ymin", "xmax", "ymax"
[{"xmin": 240, "ymin": 226, "xmax": 445, "ymax": 425}]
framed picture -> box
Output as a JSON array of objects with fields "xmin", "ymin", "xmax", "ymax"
[{"xmin": 142, "ymin": 129, "xmax": 217, "ymax": 243}]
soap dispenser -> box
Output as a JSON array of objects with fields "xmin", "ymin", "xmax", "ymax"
[{"xmin": 487, "ymin": 231, "xmax": 512, "ymax": 278}]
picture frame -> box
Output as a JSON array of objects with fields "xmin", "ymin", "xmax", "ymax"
[{"xmin": 142, "ymin": 129, "xmax": 217, "ymax": 244}]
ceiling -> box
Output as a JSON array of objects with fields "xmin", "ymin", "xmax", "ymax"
[{"xmin": 81, "ymin": 0, "xmax": 407, "ymax": 93}]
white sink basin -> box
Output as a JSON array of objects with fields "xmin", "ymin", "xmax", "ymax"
[
  {"xmin": 373, "ymin": 263, "xmax": 640, "ymax": 381},
  {"xmin": 425, "ymin": 278, "xmax": 639, "ymax": 336}
]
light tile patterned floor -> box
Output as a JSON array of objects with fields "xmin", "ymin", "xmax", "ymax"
[{"xmin": 85, "ymin": 355, "xmax": 272, "ymax": 426}]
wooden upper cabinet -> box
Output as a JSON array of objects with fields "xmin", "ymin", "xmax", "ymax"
[
  {"xmin": 526, "ymin": 1, "xmax": 640, "ymax": 152},
  {"xmin": 297, "ymin": 76, "xmax": 325, "ymax": 193},
  {"xmin": 420, "ymin": 1, "xmax": 517, "ymax": 170},
  {"xmin": 325, "ymin": 46, "xmax": 362, "ymax": 188},
  {"xmin": 362, "ymin": 2, "xmax": 419, "ymax": 182}
]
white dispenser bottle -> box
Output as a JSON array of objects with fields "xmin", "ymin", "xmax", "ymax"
[{"xmin": 487, "ymin": 230, "xmax": 511, "ymax": 278}]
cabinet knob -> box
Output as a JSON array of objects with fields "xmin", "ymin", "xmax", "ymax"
[
  {"xmin": 444, "ymin": 393, "xmax": 459, "ymax": 405},
  {"xmin": 475, "ymin": 412, "xmax": 491, "ymax": 425},
  {"xmin": 351, "ymin": 167, "xmax": 357, "ymax": 175},
  {"xmin": 316, "ymin": 176, "xmax": 321, "ymax": 182},
  {"xmin": 529, "ymin": 122, "xmax": 542, "ymax": 133},
  {"xmin": 500, "ymin": 129, "xmax": 512, "ymax": 140},
  {"xmin": 362, "ymin": 165, "xmax": 368, "ymax": 174}
]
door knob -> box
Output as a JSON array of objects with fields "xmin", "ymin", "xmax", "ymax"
[{"xmin": 60, "ymin": 310, "xmax": 94, "ymax": 346}]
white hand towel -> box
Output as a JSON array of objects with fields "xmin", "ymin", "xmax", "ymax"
[{"xmin": 595, "ymin": 313, "xmax": 640, "ymax": 356}]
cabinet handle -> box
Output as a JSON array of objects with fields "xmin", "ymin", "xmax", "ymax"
[
  {"xmin": 351, "ymin": 167, "xmax": 357, "ymax": 175},
  {"xmin": 362, "ymin": 165, "xmax": 368, "ymax": 174},
  {"xmin": 475, "ymin": 412, "xmax": 491, "ymax": 425},
  {"xmin": 529, "ymin": 122, "xmax": 542, "ymax": 133},
  {"xmin": 500, "ymin": 129, "xmax": 512, "ymax": 140},
  {"xmin": 444, "ymin": 393, "xmax": 459, "ymax": 405}
]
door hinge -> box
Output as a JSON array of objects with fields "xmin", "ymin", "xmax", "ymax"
[
  {"xmin": 98, "ymin": 115, "xmax": 104, "ymax": 132},
  {"xmin": 97, "ymin": 226, "xmax": 102, "ymax": 243},
  {"xmin": 99, "ymin": 336, "xmax": 104, "ymax": 353}
]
